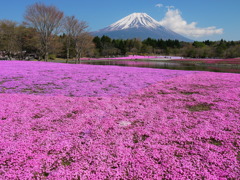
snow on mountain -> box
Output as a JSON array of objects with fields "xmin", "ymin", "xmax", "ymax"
[
  {"xmin": 92, "ymin": 13, "xmax": 192, "ymax": 42},
  {"xmin": 107, "ymin": 13, "xmax": 161, "ymax": 31}
]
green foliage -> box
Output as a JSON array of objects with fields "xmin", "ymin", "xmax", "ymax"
[
  {"xmin": 49, "ymin": 54, "xmax": 56, "ymax": 60},
  {"xmin": 92, "ymin": 36, "xmax": 187, "ymax": 57},
  {"xmin": 209, "ymin": 137, "xmax": 223, "ymax": 146},
  {"xmin": 92, "ymin": 36, "xmax": 240, "ymax": 58},
  {"xmin": 193, "ymin": 41, "xmax": 205, "ymax": 48},
  {"xmin": 187, "ymin": 103, "xmax": 213, "ymax": 112}
]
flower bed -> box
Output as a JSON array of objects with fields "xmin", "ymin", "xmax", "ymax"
[
  {"xmin": 0, "ymin": 61, "xmax": 239, "ymax": 179},
  {"xmin": 0, "ymin": 61, "xmax": 193, "ymax": 97}
]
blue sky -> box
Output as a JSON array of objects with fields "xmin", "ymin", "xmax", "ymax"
[{"xmin": 1, "ymin": 0, "xmax": 239, "ymax": 41}]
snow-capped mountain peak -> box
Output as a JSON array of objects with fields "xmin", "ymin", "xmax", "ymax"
[
  {"xmin": 92, "ymin": 12, "xmax": 192, "ymax": 42},
  {"xmin": 107, "ymin": 12, "xmax": 161, "ymax": 31}
]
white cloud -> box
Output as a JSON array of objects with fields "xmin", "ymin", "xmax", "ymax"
[
  {"xmin": 159, "ymin": 8, "xmax": 224, "ymax": 38},
  {"xmin": 166, "ymin": 6, "xmax": 175, "ymax": 9},
  {"xmin": 155, "ymin": 4, "xmax": 163, "ymax": 8}
]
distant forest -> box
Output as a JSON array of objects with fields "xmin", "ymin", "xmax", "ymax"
[
  {"xmin": 93, "ymin": 36, "xmax": 240, "ymax": 58},
  {"xmin": 1, "ymin": 21, "xmax": 240, "ymax": 60}
]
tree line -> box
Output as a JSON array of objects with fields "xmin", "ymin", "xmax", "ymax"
[
  {"xmin": 0, "ymin": 2, "xmax": 240, "ymax": 61},
  {"xmin": 93, "ymin": 36, "xmax": 240, "ymax": 58}
]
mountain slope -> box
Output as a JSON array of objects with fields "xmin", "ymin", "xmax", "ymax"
[{"xmin": 92, "ymin": 13, "xmax": 192, "ymax": 42}]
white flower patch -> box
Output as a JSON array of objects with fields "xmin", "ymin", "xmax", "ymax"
[{"xmin": 118, "ymin": 120, "xmax": 131, "ymax": 127}]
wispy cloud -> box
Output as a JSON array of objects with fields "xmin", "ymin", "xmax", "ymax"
[
  {"xmin": 166, "ymin": 6, "xmax": 175, "ymax": 9},
  {"xmin": 159, "ymin": 8, "xmax": 223, "ymax": 37},
  {"xmin": 155, "ymin": 4, "xmax": 163, "ymax": 8}
]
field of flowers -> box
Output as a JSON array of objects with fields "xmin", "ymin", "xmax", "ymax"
[{"xmin": 0, "ymin": 61, "xmax": 239, "ymax": 179}]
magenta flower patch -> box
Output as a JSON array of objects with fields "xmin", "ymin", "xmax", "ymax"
[
  {"xmin": 0, "ymin": 61, "xmax": 239, "ymax": 179},
  {"xmin": 0, "ymin": 61, "xmax": 194, "ymax": 97}
]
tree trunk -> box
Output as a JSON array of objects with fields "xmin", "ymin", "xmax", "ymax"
[
  {"xmin": 79, "ymin": 51, "xmax": 81, "ymax": 64},
  {"xmin": 75, "ymin": 51, "xmax": 78, "ymax": 64},
  {"xmin": 45, "ymin": 51, "xmax": 48, "ymax": 62},
  {"xmin": 44, "ymin": 36, "xmax": 48, "ymax": 61},
  {"xmin": 66, "ymin": 47, "xmax": 69, "ymax": 63},
  {"xmin": 66, "ymin": 38, "xmax": 70, "ymax": 63}
]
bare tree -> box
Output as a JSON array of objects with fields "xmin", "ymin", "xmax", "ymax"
[
  {"xmin": 63, "ymin": 16, "xmax": 88, "ymax": 63},
  {"xmin": 24, "ymin": 3, "xmax": 64, "ymax": 61},
  {"xmin": 0, "ymin": 20, "xmax": 18, "ymax": 59},
  {"xmin": 72, "ymin": 22, "xmax": 88, "ymax": 63},
  {"xmin": 15, "ymin": 25, "xmax": 40, "ymax": 59},
  {"xmin": 63, "ymin": 16, "xmax": 77, "ymax": 63},
  {"xmin": 75, "ymin": 32, "xmax": 94, "ymax": 64}
]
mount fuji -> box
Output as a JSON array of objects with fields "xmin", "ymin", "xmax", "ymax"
[{"xmin": 92, "ymin": 13, "xmax": 192, "ymax": 42}]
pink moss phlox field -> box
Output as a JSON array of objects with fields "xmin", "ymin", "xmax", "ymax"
[
  {"xmin": 0, "ymin": 61, "xmax": 240, "ymax": 179},
  {"xmin": 0, "ymin": 61, "xmax": 193, "ymax": 97}
]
